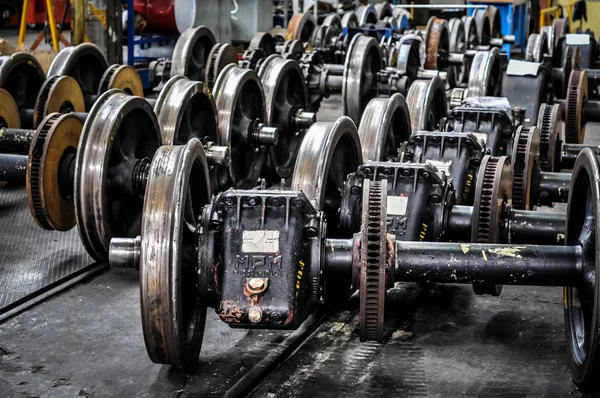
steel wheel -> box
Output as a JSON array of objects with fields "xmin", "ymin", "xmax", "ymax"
[
  {"xmin": 343, "ymin": 35, "xmax": 382, "ymax": 125},
  {"xmin": 97, "ymin": 65, "xmax": 144, "ymax": 97},
  {"xmin": 258, "ymin": 55, "xmax": 308, "ymax": 180},
  {"xmin": 154, "ymin": 75, "xmax": 217, "ymax": 146},
  {"xmin": 468, "ymin": 48, "xmax": 504, "ymax": 97},
  {"xmin": 0, "ymin": 52, "xmax": 46, "ymax": 128},
  {"xmin": 448, "ymin": 18, "xmax": 466, "ymax": 88},
  {"xmin": 287, "ymin": 13, "xmax": 316, "ymax": 42},
  {"xmin": 406, "ymin": 77, "xmax": 447, "ymax": 132},
  {"xmin": 75, "ymin": 90, "xmax": 161, "ymax": 261},
  {"xmin": 564, "ymin": 148, "xmax": 600, "ymax": 389},
  {"xmin": 473, "ymin": 7, "xmax": 492, "ymax": 46},
  {"xmin": 212, "ymin": 65, "xmax": 267, "ymax": 189},
  {"xmin": 358, "ymin": 94, "xmax": 411, "ymax": 162},
  {"xmin": 0, "ymin": 88, "xmax": 20, "ymax": 129},
  {"xmin": 375, "ymin": 2, "xmax": 393, "ymax": 20},
  {"xmin": 355, "ymin": 5, "xmax": 378, "ymax": 26},
  {"xmin": 33, "ymin": 76, "xmax": 85, "ymax": 128},
  {"xmin": 291, "ymin": 117, "xmax": 362, "ymax": 239},
  {"xmin": 171, "ymin": 26, "xmax": 216, "ymax": 82},
  {"xmin": 47, "ymin": 43, "xmax": 109, "ymax": 111},
  {"xmin": 140, "ymin": 138, "xmax": 211, "ymax": 371}
]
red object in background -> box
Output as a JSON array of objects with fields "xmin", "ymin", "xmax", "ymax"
[
  {"xmin": 27, "ymin": 0, "xmax": 71, "ymax": 25},
  {"xmin": 133, "ymin": 0, "xmax": 178, "ymax": 33}
]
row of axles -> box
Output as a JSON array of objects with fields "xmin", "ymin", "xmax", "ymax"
[{"xmin": 97, "ymin": 81, "xmax": 600, "ymax": 390}]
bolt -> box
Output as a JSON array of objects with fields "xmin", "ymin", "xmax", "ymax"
[
  {"xmin": 248, "ymin": 307, "xmax": 262, "ymax": 323},
  {"xmin": 430, "ymin": 194, "xmax": 441, "ymax": 203},
  {"xmin": 364, "ymin": 167, "xmax": 373, "ymax": 174},
  {"xmin": 224, "ymin": 197, "xmax": 234, "ymax": 206},
  {"xmin": 248, "ymin": 197, "xmax": 257, "ymax": 206},
  {"xmin": 248, "ymin": 278, "xmax": 265, "ymax": 291}
]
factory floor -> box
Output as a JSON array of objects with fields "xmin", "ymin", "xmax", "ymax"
[{"xmin": 0, "ymin": 99, "xmax": 594, "ymax": 398}]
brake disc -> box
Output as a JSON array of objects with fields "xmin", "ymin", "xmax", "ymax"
[
  {"xmin": 358, "ymin": 94, "xmax": 411, "ymax": 162},
  {"xmin": 511, "ymin": 126, "xmax": 541, "ymax": 210},
  {"xmin": 471, "ymin": 155, "xmax": 512, "ymax": 296},
  {"xmin": 359, "ymin": 178, "xmax": 389, "ymax": 343},
  {"xmin": 0, "ymin": 89, "xmax": 20, "ymax": 129},
  {"xmin": 140, "ymin": 138, "xmax": 211, "ymax": 371},
  {"xmin": 154, "ymin": 75, "xmax": 217, "ymax": 147},
  {"xmin": 425, "ymin": 17, "xmax": 450, "ymax": 71},
  {"xmin": 47, "ymin": 43, "xmax": 108, "ymax": 111},
  {"xmin": 171, "ymin": 25, "xmax": 216, "ymax": 82},
  {"xmin": 258, "ymin": 55, "xmax": 309, "ymax": 180},
  {"xmin": 536, "ymin": 103, "xmax": 561, "ymax": 172},
  {"xmin": 291, "ymin": 117, "xmax": 362, "ymax": 238},
  {"xmin": 468, "ymin": 48, "xmax": 505, "ymax": 97},
  {"xmin": 27, "ymin": 113, "xmax": 83, "ymax": 231},
  {"xmin": 212, "ymin": 64, "xmax": 269, "ymax": 189},
  {"xmin": 33, "ymin": 75, "xmax": 85, "ymax": 129},
  {"xmin": 287, "ymin": 13, "xmax": 316, "ymax": 42},
  {"xmin": 0, "ymin": 52, "xmax": 46, "ymax": 128},
  {"xmin": 342, "ymin": 35, "xmax": 383, "ymax": 125},
  {"xmin": 97, "ymin": 64, "xmax": 144, "ymax": 97},
  {"xmin": 565, "ymin": 70, "xmax": 587, "ymax": 144},
  {"xmin": 204, "ymin": 43, "xmax": 238, "ymax": 90},
  {"xmin": 75, "ymin": 90, "xmax": 161, "ymax": 261},
  {"xmin": 406, "ymin": 77, "xmax": 447, "ymax": 132},
  {"xmin": 356, "ymin": 5, "xmax": 378, "ymax": 26}
]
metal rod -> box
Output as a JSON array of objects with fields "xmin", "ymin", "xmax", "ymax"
[
  {"xmin": 507, "ymin": 209, "xmax": 565, "ymax": 245},
  {"xmin": 0, "ymin": 154, "xmax": 28, "ymax": 184},
  {"xmin": 0, "ymin": 128, "xmax": 35, "ymax": 154},
  {"xmin": 537, "ymin": 171, "xmax": 571, "ymax": 204},
  {"xmin": 324, "ymin": 238, "xmax": 354, "ymax": 281},
  {"xmin": 584, "ymin": 99, "xmax": 600, "ymax": 123},
  {"xmin": 561, "ymin": 143, "xmax": 600, "ymax": 169},
  {"xmin": 395, "ymin": 241, "xmax": 582, "ymax": 287},
  {"xmin": 446, "ymin": 205, "xmax": 472, "ymax": 241}
]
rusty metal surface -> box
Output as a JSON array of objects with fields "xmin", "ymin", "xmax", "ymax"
[{"xmin": 0, "ymin": 186, "xmax": 93, "ymax": 317}]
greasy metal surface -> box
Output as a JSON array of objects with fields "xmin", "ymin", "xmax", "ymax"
[{"xmin": 0, "ymin": 186, "xmax": 92, "ymax": 315}]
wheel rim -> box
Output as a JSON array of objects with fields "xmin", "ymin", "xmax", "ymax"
[
  {"xmin": 258, "ymin": 55, "xmax": 308, "ymax": 179},
  {"xmin": 343, "ymin": 35, "xmax": 382, "ymax": 125},
  {"xmin": 33, "ymin": 75, "xmax": 85, "ymax": 128},
  {"xmin": 0, "ymin": 52, "xmax": 46, "ymax": 128},
  {"xmin": 291, "ymin": 117, "xmax": 363, "ymax": 238},
  {"xmin": 140, "ymin": 138, "xmax": 211, "ymax": 370},
  {"xmin": 358, "ymin": 94, "xmax": 411, "ymax": 161},
  {"xmin": 75, "ymin": 90, "xmax": 161, "ymax": 261},
  {"xmin": 47, "ymin": 43, "xmax": 109, "ymax": 111},
  {"xmin": 564, "ymin": 148, "xmax": 600, "ymax": 387},
  {"xmin": 154, "ymin": 75, "xmax": 218, "ymax": 146},
  {"xmin": 213, "ymin": 65, "xmax": 267, "ymax": 189},
  {"xmin": 171, "ymin": 26, "xmax": 216, "ymax": 82},
  {"xmin": 406, "ymin": 77, "xmax": 447, "ymax": 132}
]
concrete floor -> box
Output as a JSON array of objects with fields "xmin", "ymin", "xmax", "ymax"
[{"xmin": 0, "ymin": 94, "xmax": 597, "ymax": 397}]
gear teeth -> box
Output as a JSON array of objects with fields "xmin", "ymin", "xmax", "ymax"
[
  {"xmin": 98, "ymin": 64, "xmax": 121, "ymax": 95},
  {"xmin": 512, "ymin": 127, "xmax": 531, "ymax": 210},
  {"xmin": 360, "ymin": 179, "xmax": 386, "ymax": 342},
  {"xmin": 538, "ymin": 104, "xmax": 556, "ymax": 172},
  {"xmin": 565, "ymin": 70, "xmax": 585, "ymax": 143},
  {"xmin": 475, "ymin": 157, "xmax": 499, "ymax": 243},
  {"xmin": 206, "ymin": 43, "xmax": 226, "ymax": 89},
  {"xmin": 34, "ymin": 76, "xmax": 62, "ymax": 128},
  {"xmin": 29, "ymin": 113, "xmax": 62, "ymax": 230}
]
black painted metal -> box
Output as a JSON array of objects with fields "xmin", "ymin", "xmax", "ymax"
[
  {"xmin": 0, "ymin": 154, "xmax": 27, "ymax": 184},
  {"xmin": 0, "ymin": 128, "xmax": 35, "ymax": 154}
]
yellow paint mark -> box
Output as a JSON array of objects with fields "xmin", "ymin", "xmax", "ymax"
[
  {"xmin": 87, "ymin": 2, "xmax": 107, "ymax": 29},
  {"xmin": 419, "ymin": 223, "xmax": 428, "ymax": 241},
  {"xmin": 330, "ymin": 242, "xmax": 335, "ymax": 252},
  {"xmin": 460, "ymin": 244, "xmax": 470, "ymax": 254},
  {"xmin": 481, "ymin": 250, "xmax": 488, "ymax": 261},
  {"xmin": 488, "ymin": 246, "xmax": 525, "ymax": 258},
  {"xmin": 295, "ymin": 260, "xmax": 306, "ymax": 297}
]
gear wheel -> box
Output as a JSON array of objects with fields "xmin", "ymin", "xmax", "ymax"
[
  {"xmin": 537, "ymin": 103, "xmax": 561, "ymax": 172},
  {"xmin": 33, "ymin": 75, "xmax": 85, "ymax": 128},
  {"xmin": 359, "ymin": 179, "xmax": 388, "ymax": 342},
  {"xmin": 205, "ymin": 43, "xmax": 238, "ymax": 90},
  {"xmin": 97, "ymin": 64, "xmax": 144, "ymax": 97},
  {"xmin": 27, "ymin": 113, "xmax": 83, "ymax": 231},
  {"xmin": 510, "ymin": 126, "xmax": 540, "ymax": 210},
  {"xmin": 565, "ymin": 70, "xmax": 587, "ymax": 144},
  {"xmin": 471, "ymin": 155, "xmax": 512, "ymax": 296}
]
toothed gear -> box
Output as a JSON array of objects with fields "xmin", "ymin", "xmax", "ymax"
[
  {"xmin": 537, "ymin": 103, "xmax": 561, "ymax": 172},
  {"xmin": 471, "ymin": 155, "xmax": 511, "ymax": 296},
  {"xmin": 359, "ymin": 179, "xmax": 388, "ymax": 343},
  {"xmin": 565, "ymin": 70, "xmax": 587, "ymax": 144},
  {"xmin": 299, "ymin": 51, "xmax": 325, "ymax": 112},
  {"xmin": 205, "ymin": 43, "xmax": 238, "ymax": 89},
  {"xmin": 97, "ymin": 64, "xmax": 120, "ymax": 95},
  {"xmin": 28, "ymin": 113, "xmax": 61, "ymax": 230},
  {"xmin": 510, "ymin": 126, "xmax": 540, "ymax": 210},
  {"xmin": 34, "ymin": 76, "xmax": 62, "ymax": 127}
]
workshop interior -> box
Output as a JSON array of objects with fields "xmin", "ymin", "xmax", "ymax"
[{"xmin": 1, "ymin": 0, "xmax": 600, "ymax": 396}]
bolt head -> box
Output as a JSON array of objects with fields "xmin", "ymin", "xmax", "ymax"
[
  {"xmin": 248, "ymin": 278, "xmax": 265, "ymax": 290},
  {"xmin": 248, "ymin": 307, "xmax": 262, "ymax": 323}
]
